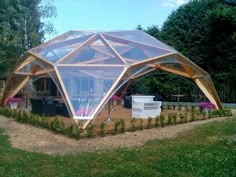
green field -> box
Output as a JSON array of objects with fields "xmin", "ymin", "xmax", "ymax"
[{"xmin": 0, "ymin": 117, "xmax": 236, "ymax": 177}]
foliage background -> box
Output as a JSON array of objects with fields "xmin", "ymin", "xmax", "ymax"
[{"xmin": 136, "ymin": 0, "xmax": 236, "ymax": 103}]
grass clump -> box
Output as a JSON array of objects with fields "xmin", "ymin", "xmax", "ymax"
[
  {"xmin": 147, "ymin": 117, "xmax": 152, "ymax": 129},
  {"xmin": 130, "ymin": 118, "xmax": 137, "ymax": 132},
  {"xmin": 160, "ymin": 115, "xmax": 165, "ymax": 127},
  {"xmin": 139, "ymin": 119, "xmax": 144, "ymax": 130},
  {"xmin": 86, "ymin": 123, "xmax": 94, "ymax": 138},
  {"xmin": 155, "ymin": 116, "xmax": 159, "ymax": 128},
  {"xmin": 100, "ymin": 122, "xmax": 106, "ymax": 137}
]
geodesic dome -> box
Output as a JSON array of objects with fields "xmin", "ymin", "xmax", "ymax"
[{"xmin": 1, "ymin": 30, "xmax": 222, "ymax": 124}]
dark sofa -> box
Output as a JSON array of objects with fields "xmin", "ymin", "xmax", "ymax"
[{"xmin": 30, "ymin": 97, "xmax": 56, "ymax": 116}]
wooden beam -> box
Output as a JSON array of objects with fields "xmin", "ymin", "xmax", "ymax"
[
  {"xmin": 13, "ymin": 72, "xmax": 32, "ymax": 76},
  {"xmin": 194, "ymin": 78, "xmax": 222, "ymax": 109},
  {"xmin": 82, "ymin": 120, "xmax": 91, "ymax": 129},
  {"xmin": 34, "ymin": 68, "xmax": 54, "ymax": 75},
  {"xmin": 130, "ymin": 53, "xmax": 175, "ymax": 68},
  {"xmin": 15, "ymin": 56, "xmax": 35, "ymax": 72},
  {"xmin": 159, "ymin": 65, "xmax": 191, "ymax": 78}
]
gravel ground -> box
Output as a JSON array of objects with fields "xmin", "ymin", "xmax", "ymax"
[{"xmin": 0, "ymin": 112, "xmax": 234, "ymax": 155}]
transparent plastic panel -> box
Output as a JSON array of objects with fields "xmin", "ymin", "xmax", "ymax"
[
  {"xmin": 33, "ymin": 59, "xmax": 53, "ymax": 71},
  {"xmin": 122, "ymin": 47, "xmax": 148, "ymax": 61},
  {"xmin": 18, "ymin": 62, "xmax": 37, "ymax": 73},
  {"xmin": 104, "ymin": 30, "xmax": 175, "ymax": 51},
  {"xmin": 5, "ymin": 75, "xmax": 29, "ymax": 99},
  {"xmin": 105, "ymin": 36, "xmax": 173, "ymax": 62},
  {"xmin": 160, "ymin": 63, "xmax": 187, "ymax": 73},
  {"xmin": 57, "ymin": 66, "xmax": 125, "ymax": 119},
  {"xmin": 17, "ymin": 59, "xmax": 53, "ymax": 75},
  {"xmin": 60, "ymin": 39, "xmax": 124, "ymax": 64},
  {"xmin": 47, "ymin": 71, "xmax": 72, "ymax": 117},
  {"xmin": 40, "ymin": 31, "xmax": 95, "ymax": 47},
  {"xmin": 120, "ymin": 45, "xmax": 172, "ymax": 61},
  {"xmin": 30, "ymin": 34, "xmax": 94, "ymax": 63},
  {"xmin": 127, "ymin": 66, "xmax": 152, "ymax": 78}
]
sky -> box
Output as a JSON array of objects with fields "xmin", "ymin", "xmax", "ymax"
[{"xmin": 46, "ymin": 0, "xmax": 189, "ymax": 39}]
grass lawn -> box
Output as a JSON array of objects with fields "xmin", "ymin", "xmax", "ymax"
[{"xmin": 0, "ymin": 117, "xmax": 236, "ymax": 177}]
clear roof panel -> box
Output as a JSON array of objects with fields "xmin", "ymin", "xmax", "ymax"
[
  {"xmin": 17, "ymin": 62, "xmax": 37, "ymax": 73},
  {"xmin": 30, "ymin": 34, "xmax": 94, "ymax": 63},
  {"xmin": 57, "ymin": 66, "xmax": 125, "ymax": 119},
  {"xmin": 103, "ymin": 30, "xmax": 175, "ymax": 51},
  {"xmin": 60, "ymin": 39, "xmax": 124, "ymax": 64},
  {"xmin": 42, "ymin": 31, "xmax": 96, "ymax": 46}
]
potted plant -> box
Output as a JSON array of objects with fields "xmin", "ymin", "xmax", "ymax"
[
  {"xmin": 199, "ymin": 102, "xmax": 216, "ymax": 114},
  {"xmin": 6, "ymin": 97, "xmax": 23, "ymax": 109}
]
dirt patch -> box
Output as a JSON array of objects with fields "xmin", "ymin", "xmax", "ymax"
[{"xmin": 0, "ymin": 115, "xmax": 233, "ymax": 155}]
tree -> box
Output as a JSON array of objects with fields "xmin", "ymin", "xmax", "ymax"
[
  {"xmin": 138, "ymin": 0, "xmax": 236, "ymax": 102},
  {"xmin": 0, "ymin": 0, "xmax": 56, "ymax": 76}
]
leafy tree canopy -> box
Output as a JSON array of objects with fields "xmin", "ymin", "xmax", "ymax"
[
  {"xmin": 0, "ymin": 0, "xmax": 56, "ymax": 76},
  {"xmin": 136, "ymin": 0, "xmax": 236, "ymax": 102}
]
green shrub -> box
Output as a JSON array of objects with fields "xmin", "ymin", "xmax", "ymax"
[
  {"xmin": 69, "ymin": 125, "xmax": 81, "ymax": 139},
  {"xmin": 208, "ymin": 111, "xmax": 211, "ymax": 119},
  {"xmin": 5, "ymin": 108, "xmax": 11, "ymax": 118},
  {"xmin": 139, "ymin": 119, "xmax": 144, "ymax": 130},
  {"xmin": 12, "ymin": 109, "xmax": 18, "ymax": 119},
  {"xmin": 40, "ymin": 116, "xmax": 50, "ymax": 128},
  {"xmin": 50, "ymin": 117, "xmax": 60, "ymax": 131},
  {"xmin": 16, "ymin": 111, "xmax": 22, "ymax": 122},
  {"xmin": 113, "ymin": 120, "xmax": 121, "ymax": 134},
  {"xmin": 173, "ymin": 105, "xmax": 176, "ymax": 110},
  {"xmin": 202, "ymin": 111, "xmax": 206, "ymax": 119},
  {"xmin": 223, "ymin": 108, "xmax": 232, "ymax": 116},
  {"xmin": 147, "ymin": 117, "xmax": 152, "ymax": 129},
  {"xmin": 155, "ymin": 116, "xmax": 159, "ymax": 128},
  {"xmin": 160, "ymin": 115, "xmax": 165, "ymax": 127},
  {"xmin": 131, "ymin": 118, "xmax": 137, "ymax": 132},
  {"xmin": 22, "ymin": 111, "xmax": 29, "ymax": 123},
  {"xmin": 178, "ymin": 105, "xmax": 181, "ymax": 111},
  {"xmin": 179, "ymin": 114, "xmax": 184, "ymax": 124},
  {"xmin": 173, "ymin": 114, "xmax": 177, "ymax": 125},
  {"xmin": 86, "ymin": 123, "xmax": 94, "ymax": 138},
  {"xmin": 100, "ymin": 122, "xmax": 106, "ymax": 137},
  {"xmin": 191, "ymin": 106, "xmax": 195, "ymax": 112},
  {"xmin": 185, "ymin": 105, "xmax": 189, "ymax": 111},
  {"xmin": 184, "ymin": 113, "xmax": 188, "ymax": 123},
  {"xmin": 120, "ymin": 119, "xmax": 125, "ymax": 133},
  {"xmin": 50, "ymin": 117, "xmax": 65, "ymax": 133},
  {"xmin": 167, "ymin": 114, "xmax": 172, "ymax": 125},
  {"xmin": 190, "ymin": 112, "xmax": 195, "ymax": 122}
]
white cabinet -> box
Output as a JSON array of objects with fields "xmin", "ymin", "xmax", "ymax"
[{"xmin": 131, "ymin": 95, "xmax": 162, "ymax": 119}]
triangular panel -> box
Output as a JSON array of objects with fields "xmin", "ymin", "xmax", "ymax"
[
  {"xmin": 103, "ymin": 30, "xmax": 175, "ymax": 51},
  {"xmin": 30, "ymin": 34, "xmax": 94, "ymax": 63},
  {"xmin": 60, "ymin": 38, "xmax": 124, "ymax": 65},
  {"xmin": 57, "ymin": 66, "xmax": 125, "ymax": 119}
]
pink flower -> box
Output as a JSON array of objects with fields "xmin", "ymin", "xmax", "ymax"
[
  {"xmin": 111, "ymin": 95, "xmax": 122, "ymax": 101},
  {"xmin": 6, "ymin": 97, "xmax": 23, "ymax": 104},
  {"xmin": 199, "ymin": 102, "xmax": 216, "ymax": 110}
]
